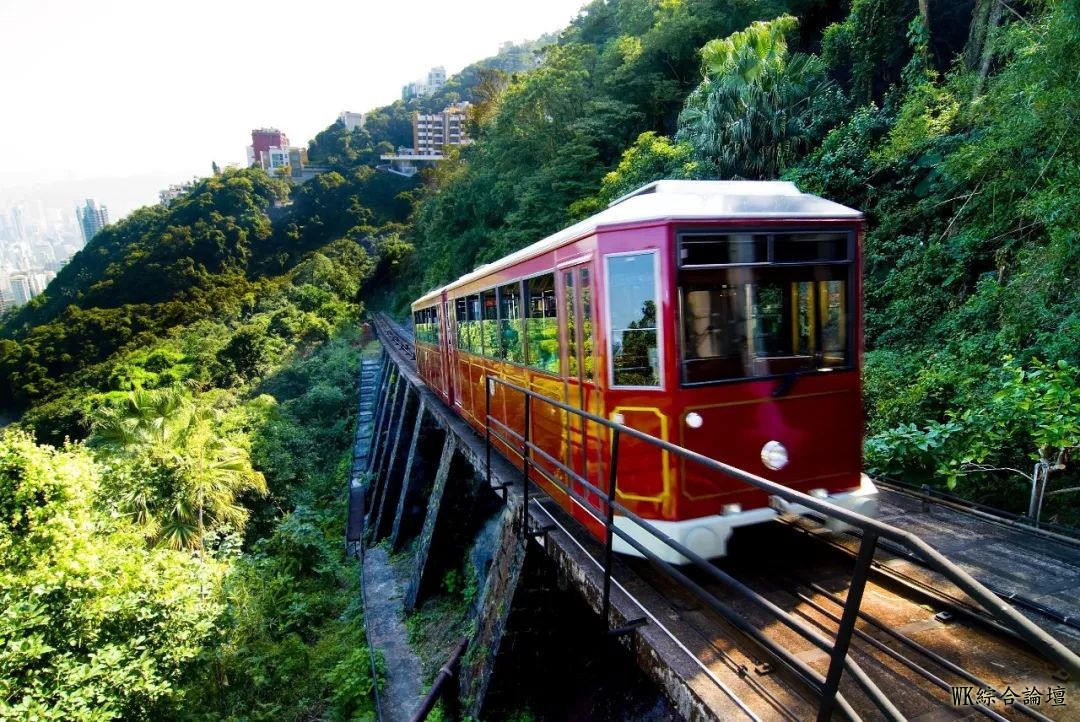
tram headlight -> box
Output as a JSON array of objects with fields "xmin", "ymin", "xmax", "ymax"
[
  {"xmin": 760, "ymin": 441, "xmax": 789, "ymax": 471},
  {"xmin": 685, "ymin": 412, "xmax": 703, "ymax": 429}
]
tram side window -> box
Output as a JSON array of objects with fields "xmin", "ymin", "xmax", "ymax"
[
  {"xmin": 423, "ymin": 306, "xmax": 439, "ymax": 345},
  {"xmin": 581, "ymin": 267, "xmax": 594, "ymax": 382},
  {"xmin": 498, "ymin": 282, "xmax": 523, "ymax": 362},
  {"xmin": 417, "ymin": 309, "xmax": 429, "ymax": 344},
  {"xmin": 525, "ymin": 274, "xmax": 559, "ymax": 374},
  {"xmin": 481, "ymin": 288, "xmax": 499, "ymax": 358},
  {"xmin": 464, "ymin": 294, "xmax": 481, "ymax": 354},
  {"xmin": 606, "ymin": 253, "xmax": 660, "ymax": 387}
]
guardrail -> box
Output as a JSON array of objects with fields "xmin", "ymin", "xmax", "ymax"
[{"xmin": 483, "ymin": 375, "xmax": 1080, "ymax": 722}]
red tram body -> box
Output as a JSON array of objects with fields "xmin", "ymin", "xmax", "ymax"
[{"xmin": 411, "ymin": 181, "xmax": 878, "ymax": 562}]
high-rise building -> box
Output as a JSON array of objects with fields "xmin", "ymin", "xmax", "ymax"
[
  {"xmin": 413, "ymin": 103, "xmax": 471, "ymax": 156},
  {"xmin": 339, "ymin": 111, "xmax": 365, "ymax": 131},
  {"xmin": 402, "ymin": 66, "xmax": 447, "ymax": 100},
  {"xmin": 10, "ymin": 207, "xmax": 26, "ymax": 241},
  {"xmin": 9, "ymin": 274, "xmax": 32, "ymax": 306},
  {"xmin": 380, "ymin": 103, "xmax": 473, "ymax": 177},
  {"xmin": 77, "ymin": 199, "xmax": 108, "ymax": 245},
  {"xmin": 247, "ymin": 128, "xmax": 290, "ymax": 168}
]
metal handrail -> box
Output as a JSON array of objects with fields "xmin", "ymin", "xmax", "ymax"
[{"xmin": 483, "ymin": 374, "xmax": 1080, "ymax": 720}]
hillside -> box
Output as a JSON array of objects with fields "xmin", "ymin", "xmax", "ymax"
[
  {"xmin": 0, "ymin": 1, "xmax": 1078, "ymax": 718},
  {"xmin": 397, "ymin": 0, "xmax": 1080, "ymax": 523}
]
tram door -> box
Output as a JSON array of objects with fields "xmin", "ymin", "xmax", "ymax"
[
  {"xmin": 445, "ymin": 299, "xmax": 459, "ymax": 407},
  {"xmin": 561, "ymin": 263, "xmax": 603, "ymax": 520}
]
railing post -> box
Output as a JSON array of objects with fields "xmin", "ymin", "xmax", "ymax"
[
  {"xmin": 485, "ymin": 376, "xmax": 492, "ymax": 489},
  {"xmin": 602, "ymin": 428, "xmax": 621, "ymax": 626},
  {"xmin": 521, "ymin": 393, "xmax": 531, "ymax": 535},
  {"xmin": 818, "ymin": 530, "xmax": 878, "ymax": 722}
]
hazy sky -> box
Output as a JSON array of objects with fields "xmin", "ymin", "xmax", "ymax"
[{"xmin": 0, "ymin": 0, "xmax": 586, "ymax": 216}]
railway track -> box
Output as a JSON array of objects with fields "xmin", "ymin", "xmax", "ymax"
[
  {"xmin": 372, "ymin": 312, "xmax": 415, "ymax": 361},
  {"xmin": 370, "ymin": 312, "xmax": 1079, "ymax": 719},
  {"xmin": 621, "ymin": 519, "xmax": 1077, "ymax": 721}
]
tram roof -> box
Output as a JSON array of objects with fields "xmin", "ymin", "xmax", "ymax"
[{"xmin": 414, "ymin": 180, "xmax": 862, "ymax": 305}]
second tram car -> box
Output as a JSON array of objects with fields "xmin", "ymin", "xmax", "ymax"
[{"xmin": 411, "ymin": 180, "xmax": 878, "ymax": 561}]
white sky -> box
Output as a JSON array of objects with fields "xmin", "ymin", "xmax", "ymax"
[{"xmin": 0, "ymin": 0, "xmax": 586, "ymax": 217}]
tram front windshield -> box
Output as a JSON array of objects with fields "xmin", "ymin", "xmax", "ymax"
[{"xmin": 677, "ymin": 231, "xmax": 853, "ymax": 385}]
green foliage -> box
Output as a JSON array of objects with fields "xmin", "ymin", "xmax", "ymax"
[
  {"xmin": 820, "ymin": 0, "xmax": 919, "ymax": 103},
  {"xmin": 91, "ymin": 387, "xmax": 268, "ymax": 551},
  {"xmin": 677, "ymin": 15, "xmax": 840, "ymax": 179},
  {"xmin": 574, "ymin": 131, "xmax": 701, "ymax": 216},
  {"xmin": 867, "ymin": 358, "xmax": 1080, "ymax": 505},
  {"xmin": 406, "ymin": 0, "xmax": 808, "ymax": 296},
  {"xmin": 0, "ymin": 429, "xmax": 223, "ymax": 720}
]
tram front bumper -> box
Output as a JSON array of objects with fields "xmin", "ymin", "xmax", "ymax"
[{"xmin": 611, "ymin": 474, "xmax": 879, "ymax": 564}]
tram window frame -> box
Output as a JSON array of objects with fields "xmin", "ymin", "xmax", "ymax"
[
  {"xmin": 524, "ymin": 272, "xmax": 560, "ymax": 374},
  {"xmin": 605, "ymin": 250, "xmax": 662, "ymax": 389},
  {"xmin": 580, "ymin": 267, "xmax": 595, "ymax": 383},
  {"xmin": 481, "ymin": 287, "xmax": 499, "ymax": 358},
  {"xmin": 497, "ymin": 281, "xmax": 524, "ymax": 363},
  {"xmin": 455, "ymin": 298, "xmax": 468, "ymax": 352},
  {"xmin": 675, "ymin": 228, "xmax": 856, "ymax": 387},
  {"xmin": 465, "ymin": 294, "xmax": 482, "ymax": 354}
]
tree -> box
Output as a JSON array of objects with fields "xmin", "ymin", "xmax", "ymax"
[
  {"xmin": 677, "ymin": 15, "xmax": 836, "ymax": 179},
  {"xmin": 93, "ymin": 387, "xmax": 267, "ymax": 550}
]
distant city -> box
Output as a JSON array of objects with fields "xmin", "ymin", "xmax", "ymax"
[
  {"xmin": 1, "ymin": 65, "xmax": 470, "ymax": 314},
  {"xmin": 0, "ymin": 198, "xmax": 107, "ymax": 313}
]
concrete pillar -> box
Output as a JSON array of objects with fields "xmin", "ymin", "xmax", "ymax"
[
  {"xmin": 389, "ymin": 402, "xmax": 444, "ymax": 550},
  {"xmin": 372, "ymin": 386, "xmax": 419, "ymax": 541},
  {"xmin": 405, "ymin": 435, "xmax": 458, "ymax": 612},
  {"xmin": 459, "ymin": 503, "xmax": 527, "ymax": 717},
  {"xmin": 365, "ymin": 357, "xmax": 394, "ymax": 473},
  {"xmin": 368, "ymin": 371, "xmax": 403, "ymax": 517}
]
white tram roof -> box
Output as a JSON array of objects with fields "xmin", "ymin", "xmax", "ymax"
[{"xmin": 414, "ymin": 180, "xmax": 861, "ymax": 305}]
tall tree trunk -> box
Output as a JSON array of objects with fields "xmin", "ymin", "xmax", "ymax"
[
  {"xmin": 918, "ymin": 0, "xmax": 932, "ymax": 35},
  {"xmin": 966, "ymin": 0, "xmax": 992, "ymax": 70},
  {"xmin": 971, "ymin": 0, "xmax": 1005, "ymax": 98}
]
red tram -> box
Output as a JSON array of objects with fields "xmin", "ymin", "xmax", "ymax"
[{"xmin": 411, "ymin": 180, "xmax": 878, "ymax": 562}]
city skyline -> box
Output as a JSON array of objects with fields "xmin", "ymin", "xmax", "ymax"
[{"xmin": 0, "ymin": 0, "xmax": 587, "ymax": 222}]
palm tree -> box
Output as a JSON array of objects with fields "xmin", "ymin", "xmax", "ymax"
[
  {"xmin": 677, "ymin": 15, "xmax": 835, "ymax": 180},
  {"xmin": 93, "ymin": 386, "xmax": 266, "ymax": 550}
]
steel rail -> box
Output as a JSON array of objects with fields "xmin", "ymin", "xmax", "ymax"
[
  {"xmin": 789, "ymin": 592, "xmax": 1013, "ymax": 722},
  {"xmin": 866, "ymin": 531, "xmax": 1080, "ymax": 633},
  {"xmin": 485, "ymin": 406, "xmax": 894, "ymax": 710},
  {"xmin": 485, "ymin": 374, "xmax": 1080, "ymax": 682},
  {"xmin": 367, "ymin": 324, "xmax": 1080, "ymax": 717},
  {"xmin": 802, "ymin": 582, "xmax": 1056, "ymax": 722}
]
